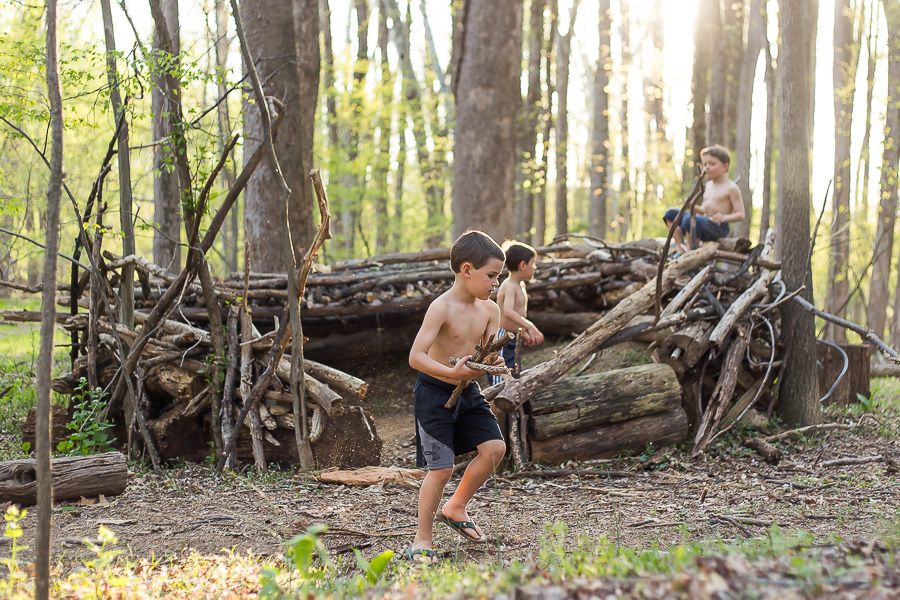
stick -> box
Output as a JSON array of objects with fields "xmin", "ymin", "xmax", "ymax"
[
  {"xmin": 655, "ymin": 175, "xmax": 705, "ymax": 323},
  {"xmin": 448, "ymin": 357, "xmax": 510, "ymax": 375},
  {"xmin": 764, "ymin": 423, "xmax": 857, "ymax": 442},
  {"xmin": 821, "ymin": 455, "xmax": 883, "ymax": 467},
  {"xmin": 445, "ymin": 332, "xmax": 515, "ymax": 409}
]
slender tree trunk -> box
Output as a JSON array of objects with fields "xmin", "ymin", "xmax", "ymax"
[
  {"xmin": 723, "ymin": 0, "xmax": 745, "ymax": 150},
  {"xmin": 99, "ymin": 0, "xmax": 134, "ymax": 330},
  {"xmin": 619, "ymin": 0, "xmax": 631, "ymax": 240},
  {"xmin": 452, "ymin": 0, "xmax": 523, "ymax": 241},
  {"xmin": 553, "ymin": 2, "xmax": 578, "ymax": 238},
  {"xmin": 868, "ymin": 0, "xmax": 900, "ymax": 342},
  {"xmin": 776, "ymin": 0, "xmax": 822, "ymax": 426},
  {"xmin": 732, "ymin": 0, "xmax": 764, "ymax": 239},
  {"xmin": 215, "ymin": 0, "xmax": 239, "ymax": 273},
  {"xmin": 375, "ymin": 7, "xmax": 392, "ymax": 253},
  {"xmin": 37, "ymin": 0, "xmax": 64, "ymax": 593},
  {"xmin": 708, "ymin": 0, "xmax": 726, "ymax": 145},
  {"xmin": 827, "ymin": 0, "xmax": 861, "ymax": 343},
  {"xmin": 516, "ymin": 0, "xmax": 547, "ymax": 239},
  {"xmin": 685, "ymin": 0, "xmax": 714, "ymax": 190},
  {"xmin": 152, "ymin": 0, "xmax": 182, "ymax": 272},
  {"xmin": 589, "ymin": 0, "xmax": 610, "ymax": 238},
  {"xmin": 856, "ymin": 4, "xmax": 878, "ymax": 213},
  {"xmin": 759, "ymin": 38, "xmax": 776, "ymax": 244}
]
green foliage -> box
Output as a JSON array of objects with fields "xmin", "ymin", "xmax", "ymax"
[
  {"xmin": 259, "ymin": 524, "xmax": 332, "ymax": 598},
  {"xmin": 57, "ymin": 377, "xmax": 115, "ymax": 456},
  {"xmin": 0, "ymin": 506, "xmax": 29, "ymax": 596},
  {"xmin": 353, "ymin": 548, "xmax": 395, "ymax": 587}
]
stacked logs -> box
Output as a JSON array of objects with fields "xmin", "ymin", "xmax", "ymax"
[{"xmin": 479, "ymin": 231, "xmax": 791, "ymax": 463}]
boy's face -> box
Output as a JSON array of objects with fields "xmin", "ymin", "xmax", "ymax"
[
  {"xmin": 702, "ymin": 155, "xmax": 728, "ymax": 179},
  {"xmin": 461, "ymin": 257, "xmax": 504, "ymax": 300},
  {"xmin": 519, "ymin": 256, "xmax": 537, "ymax": 280}
]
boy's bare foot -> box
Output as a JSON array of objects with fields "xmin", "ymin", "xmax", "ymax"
[{"xmin": 438, "ymin": 505, "xmax": 486, "ymax": 542}]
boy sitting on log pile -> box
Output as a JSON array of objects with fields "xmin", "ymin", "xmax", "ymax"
[
  {"xmin": 406, "ymin": 230, "xmax": 509, "ymax": 564},
  {"xmin": 489, "ymin": 240, "xmax": 545, "ymax": 386},
  {"xmin": 663, "ymin": 144, "xmax": 745, "ymax": 254}
]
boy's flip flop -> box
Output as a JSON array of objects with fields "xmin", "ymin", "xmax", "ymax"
[
  {"xmin": 437, "ymin": 510, "xmax": 487, "ymax": 543},
  {"xmin": 404, "ymin": 547, "xmax": 437, "ymax": 564}
]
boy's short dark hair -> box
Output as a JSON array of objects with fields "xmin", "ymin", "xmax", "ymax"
[
  {"xmin": 700, "ymin": 144, "xmax": 731, "ymax": 168},
  {"xmin": 450, "ymin": 230, "xmax": 505, "ymax": 273},
  {"xmin": 502, "ymin": 240, "xmax": 537, "ymax": 271}
]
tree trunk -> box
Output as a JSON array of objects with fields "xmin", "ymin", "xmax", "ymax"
[
  {"xmin": 856, "ymin": 5, "xmax": 878, "ymax": 214},
  {"xmin": 827, "ymin": 0, "xmax": 861, "ymax": 343},
  {"xmin": 723, "ymin": 0, "xmax": 745, "ymax": 149},
  {"xmin": 619, "ymin": 0, "xmax": 631, "ymax": 239},
  {"xmin": 553, "ymin": 3, "xmax": 578, "ymax": 238},
  {"xmin": 533, "ymin": 0, "xmax": 557, "ymax": 246},
  {"xmin": 775, "ymin": 0, "xmax": 822, "ymax": 426},
  {"xmin": 215, "ymin": 0, "xmax": 239, "ymax": 274},
  {"xmin": 589, "ymin": 0, "xmax": 610, "ymax": 239},
  {"xmin": 37, "ymin": 0, "xmax": 64, "ymax": 590},
  {"xmin": 152, "ymin": 0, "xmax": 182, "ymax": 273},
  {"xmin": 685, "ymin": 0, "xmax": 714, "ymax": 189},
  {"xmin": 292, "ymin": 0, "xmax": 320, "ymax": 250},
  {"xmin": 241, "ymin": 0, "xmax": 308, "ymax": 271},
  {"xmin": 707, "ymin": 0, "xmax": 726, "ymax": 145},
  {"xmin": 732, "ymin": 0, "xmax": 764, "ymax": 239},
  {"xmin": 515, "ymin": 0, "xmax": 546, "ymax": 239},
  {"xmin": 759, "ymin": 37, "xmax": 776, "ymax": 244},
  {"xmin": 869, "ymin": 0, "xmax": 900, "ymax": 343},
  {"xmin": 375, "ymin": 8, "xmax": 392, "ymax": 253},
  {"xmin": 100, "ymin": 0, "xmax": 134, "ymax": 331},
  {"xmin": 452, "ymin": 0, "xmax": 523, "ymax": 242}
]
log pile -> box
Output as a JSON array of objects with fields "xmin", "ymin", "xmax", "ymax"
[{"xmin": 482, "ymin": 231, "xmax": 797, "ymax": 462}]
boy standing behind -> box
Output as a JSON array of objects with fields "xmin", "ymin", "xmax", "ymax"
[
  {"xmin": 407, "ymin": 230, "xmax": 508, "ymax": 564},
  {"xmin": 488, "ymin": 241, "xmax": 544, "ymax": 386}
]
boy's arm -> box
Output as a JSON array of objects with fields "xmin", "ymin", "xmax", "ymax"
[
  {"xmin": 409, "ymin": 303, "xmax": 481, "ymax": 381},
  {"xmin": 500, "ymin": 286, "xmax": 544, "ymax": 345}
]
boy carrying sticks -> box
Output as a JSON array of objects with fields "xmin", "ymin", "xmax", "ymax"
[{"xmin": 406, "ymin": 230, "xmax": 508, "ymax": 564}]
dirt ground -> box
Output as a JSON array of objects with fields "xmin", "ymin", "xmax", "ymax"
[{"xmin": 6, "ymin": 342, "xmax": 900, "ymax": 569}]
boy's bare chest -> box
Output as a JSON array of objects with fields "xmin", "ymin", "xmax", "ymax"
[
  {"xmin": 441, "ymin": 309, "xmax": 489, "ymax": 346},
  {"xmin": 703, "ymin": 183, "xmax": 732, "ymax": 211}
]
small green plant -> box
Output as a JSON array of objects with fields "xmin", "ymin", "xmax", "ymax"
[
  {"xmin": 57, "ymin": 378, "xmax": 115, "ymax": 456},
  {"xmin": 352, "ymin": 548, "xmax": 395, "ymax": 591},
  {"xmin": 0, "ymin": 506, "xmax": 29, "ymax": 596},
  {"xmin": 259, "ymin": 524, "xmax": 332, "ymax": 598}
]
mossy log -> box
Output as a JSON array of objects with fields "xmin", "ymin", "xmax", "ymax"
[
  {"xmin": 529, "ymin": 407, "xmax": 689, "ymax": 463},
  {"xmin": 528, "ymin": 363, "xmax": 681, "ymax": 441}
]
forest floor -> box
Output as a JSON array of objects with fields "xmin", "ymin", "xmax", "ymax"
[{"xmin": 1, "ymin": 320, "xmax": 900, "ymax": 596}]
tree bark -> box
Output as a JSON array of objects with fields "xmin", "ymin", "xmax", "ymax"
[
  {"xmin": 722, "ymin": 0, "xmax": 745, "ymax": 149},
  {"xmin": 529, "ymin": 363, "xmax": 680, "ymax": 440},
  {"xmin": 827, "ymin": 0, "xmax": 861, "ymax": 343},
  {"xmin": 685, "ymin": 0, "xmax": 715, "ymax": 189},
  {"xmin": 759, "ymin": 37, "xmax": 776, "ymax": 244},
  {"xmin": 452, "ymin": 0, "xmax": 523, "ymax": 242},
  {"xmin": 589, "ymin": 0, "xmax": 610, "ymax": 238},
  {"xmin": 37, "ymin": 0, "xmax": 64, "ymax": 591},
  {"xmin": 870, "ymin": 0, "xmax": 900, "ymax": 343},
  {"xmin": 732, "ymin": 0, "xmax": 764, "ymax": 239},
  {"xmin": 242, "ymin": 0, "xmax": 310, "ymax": 271},
  {"xmin": 292, "ymin": 0, "xmax": 319, "ymax": 251},
  {"xmin": 707, "ymin": 0, "xmax": 726, "ymax": 145},
  {"xmin": 215, "ymin": 0, "xmax": 239, "ymax": 274},
  {"xmin": 618, "ymin": 0, "xmax": 631, "ymax": 239},
  {"xmin": 530, "ymin": 407, "xmax": 688, "ymax": 463},
  {"xmin": 375, "ymin": 7, "xmax": 392, "ymax": 253},
  {"xmin": 515, "ymin": 0, "xmax": 547, "ymax": 239},
  {"xmin": 775, "ymin": 0, "xmax": 822, "ymax": 426},
  {"xmin": 0, "ymin": 453, "xmax": 128, "ymax": 506},
  {"xmin": 152, "ymin": 0, "xmax": 182, "ymax": 273}
]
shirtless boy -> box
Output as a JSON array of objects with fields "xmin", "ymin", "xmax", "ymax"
[
  {"xmin": 488, "ymin": 241, "xmax": 544, "ymax": 386},
  {"xmin": 406, "ymin": 230, "xmax": 508, "ymax": 564},
  {"xmin": 663, "ymin": 144, "xmax": 745, "ymax": 253}
]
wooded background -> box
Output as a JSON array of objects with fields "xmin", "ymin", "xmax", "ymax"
[{"xmin": 1, "ymin": 0, "xmax": 899, "ymax": 349}]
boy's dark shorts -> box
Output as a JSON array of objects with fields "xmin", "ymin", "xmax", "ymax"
[
  {"xmin": 663, "ymin": 208, "xmax": 730, "ymax": 242},
  {"xmin": 414, "ymin": 372, "xmax": 504, "ymax": 470}
]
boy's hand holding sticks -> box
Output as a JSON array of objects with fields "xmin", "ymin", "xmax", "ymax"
[{"xmin": 445, "ymin": 331, "xmax": 516, "ymax": 409}]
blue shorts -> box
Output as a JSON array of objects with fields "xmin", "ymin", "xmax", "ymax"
[
  {"xmin": 414, "ymin": 372, "xmax": 504, "ymax": 470},
  {"xmin": 663, "ymin": 208, "xmax": 729, "ymax": 242},
  {"xmin": 488, "ymin": 331, "xmax": 516, "ymax": 386}
]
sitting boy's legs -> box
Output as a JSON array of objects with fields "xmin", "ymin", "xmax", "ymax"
[{"xmin": 662, "ymin": 208, "xmax": 687, "ymax": 252}]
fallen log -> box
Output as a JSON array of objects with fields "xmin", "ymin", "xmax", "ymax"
[
  {"xmin": 871, "ymin": 362, "xmax": 900, "ymax": 377},
  {"xmin": 528, "ymin": 364, "xmax": 681, "ymax": 441},
  {"xmin": 529, "ymin": 407, "xmax": 689, "ymax": 463},
  {"xmin": 0, "ymin": 452, "xmax": 128, "ymax": 505}
]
